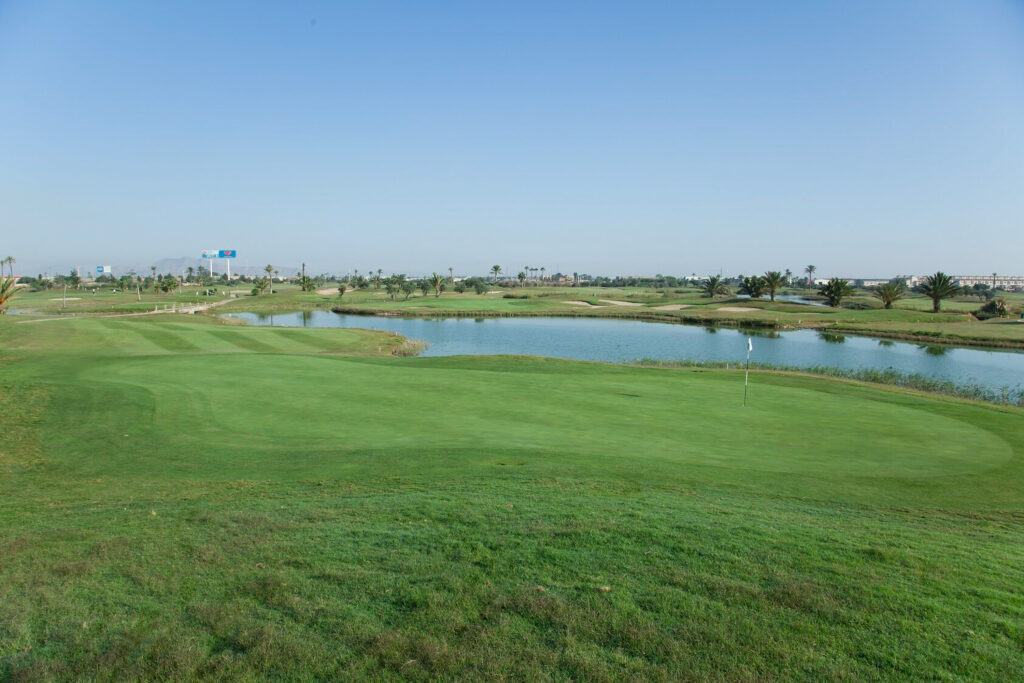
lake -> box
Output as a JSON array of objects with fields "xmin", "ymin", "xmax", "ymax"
[{"xmin": 223, "ymin": 311, "xmax": 1024, "ymax": 392}]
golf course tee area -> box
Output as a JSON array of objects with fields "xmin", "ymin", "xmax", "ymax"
[{"xmin": 1, "ymin": 314, "xmax": 1023, "ymax": 679}]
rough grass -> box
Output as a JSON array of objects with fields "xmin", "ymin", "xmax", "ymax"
[{"xmin": 1, "ymin": 314, "xmax": 1023, "ymax": 679}]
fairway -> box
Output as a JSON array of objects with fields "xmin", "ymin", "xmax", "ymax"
[{"xmin": 2, "ymin": 316, "xmax": 1023, "ymax": 678}]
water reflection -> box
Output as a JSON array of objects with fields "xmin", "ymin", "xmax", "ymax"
[
  {"xmin": 743, "ymin": 329, "xmax": 781, "ymax": 339},
  {"xmin": 221, "ymin": 312, "xmax": 1024, "ymax": 392}
]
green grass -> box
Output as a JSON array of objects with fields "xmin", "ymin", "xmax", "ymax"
[
  {"xmin": 13, "ymin": 283, "xmax": 1024, "ymax": 348},
  {"xmin": 2, "ymin": 315, "xmax": 1024, "ymax": 678}
]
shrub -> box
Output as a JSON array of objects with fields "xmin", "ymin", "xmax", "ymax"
[{"xmin": 976, "ymin": 298, "xmax": 1008, "ymax": 320}]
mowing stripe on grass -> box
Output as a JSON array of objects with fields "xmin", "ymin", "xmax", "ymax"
[
  {"xmin": 101, "ymin": 321, "xmax": 200, "ymax": 353},
  {"xmin": 267, "ymin": 328, "xmax": 347, "ymax": 351},
  {"xmin": 206, "ymin": 329, "xmax": 283, "ymax": 354}
]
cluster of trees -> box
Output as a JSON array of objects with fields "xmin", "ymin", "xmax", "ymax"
[
  {"xmin": 696, "ymin": 269, "xmax": 981, "ymax": 314},
  {"xmin": 819, "ymin": 272, "xmax": 968, "ymax": 311},
  {"xmin": 701, "ymin": 271, "xmax": 789, "ymax": 300}
]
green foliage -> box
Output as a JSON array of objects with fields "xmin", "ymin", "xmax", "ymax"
[
  {"xmin": 0, "ymin": 276, "xmax": 22, "ymax": 313},
  {"xmin": 977, "ymin": 297, "xmax": 1008, "ymax": 319},
  {"xmin": 739, "ymin": 275, "xmax": 767, "ymax": 298},
  {"xmin": 819, "ymin": 277, "xmax": 854, "ymax": 307},
  {"xmin": 762, "ymin": 271, "xmax": 785, "ymax": 301},
  {"xmin": 428, "ymin": 272, "xmax": 445, "ymax": 297},
  {"xmin": 401, "ymin": 280, "xmax": 416, "ymax": 300},
  {"xmin": 701, "ymin": 275, "xmax": 729, "ymax": 298},
  {"xmin": 919, "ymin": 272, "xmax": 960, "ymax": 313},
  {"xmin": 872, "ymin": 281, "xmax": 905, "ymax": 309}
]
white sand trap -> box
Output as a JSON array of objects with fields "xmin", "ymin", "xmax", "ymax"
[
  {"xmin": 316, "ymin": 288, "xmax": 343, "ymax": 295},
  {"xmin": 50, "ymin": 297, "xmax": 81, "ymax": 301},
  {"xmin": 599, "ymin": 299, "xmax": 642, "ymax": 307},
  {"xmin": 652, "ymin": 304, "xmax": 691, "ymax": 310},
  {"xmin": 563, "ymin": 300, "xmax": 599, "ymax": 306},
  {"xmin": 717, "ymin": 306, "xmax": 758, "ymax": 312}
]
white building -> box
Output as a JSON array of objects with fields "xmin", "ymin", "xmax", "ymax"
[{"xmin": 955, "ymin": 275, "xmax": 1024, "ymax": 290}]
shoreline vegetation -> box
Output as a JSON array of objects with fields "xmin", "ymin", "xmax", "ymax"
[{"xmin": 633, "ymin": 359, "xmax": 1024, "ymax": 407}]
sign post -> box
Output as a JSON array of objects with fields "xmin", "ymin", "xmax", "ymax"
[
  {"xmin": 218, "ymin": 250, "xmax": 237, "ymax": 282},
  {"xmin": 201, "ymin": 250, "xmax": 217, "ymax": 278}
]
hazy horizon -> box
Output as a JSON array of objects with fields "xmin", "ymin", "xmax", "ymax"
[{"xmin": 3, "ymin": 1, "xmax": 1023, "ymax": 276}]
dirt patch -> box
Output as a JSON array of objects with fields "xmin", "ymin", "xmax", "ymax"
[
  {"xmin": 717, "ymin": 306, "xmax": 758, "ymax": 312},
  {"xmin": 599, "ymin": 299, "xmax": 641, "ymax": 307},
  {"xmin": 652, "ymin": 304, "xmax": 691, "ymax": 311},
  {"xmin": 50, "ymin": 297, "xmax": 81, "ymax": 301},
  {"xmin": 316, "ymin": 288, "xmax": 343, "ymax": 296}
]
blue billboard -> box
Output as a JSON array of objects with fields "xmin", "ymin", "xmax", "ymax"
[{"xmin": 218, "ymin": 249, "xmax": 237, "ymax": 258}]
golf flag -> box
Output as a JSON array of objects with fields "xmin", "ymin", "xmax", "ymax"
[{"xmin": 744, "ymin": 337, "xmax": 753, "ymax": 406}]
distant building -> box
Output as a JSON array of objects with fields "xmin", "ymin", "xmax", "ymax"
[{"xmin": 955, "ymin": 275, "xmax": 1024, "ymax": 290}]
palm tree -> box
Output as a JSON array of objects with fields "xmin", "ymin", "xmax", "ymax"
[
  {"xmin": 517, "ymin": 271, "xmax": 527, "ymax": 287},
  {"xmin": 491, "ymin": 265, "xmax": 502, "ymax": 283},
  {"xmin": 448, "ymin": 267, "xmax": 454, "ymax": 284},
  {"xmin": 739, "ymin": 275, "xmax": 767, "ymax": 298},
  {"xmin": 872, "ymin": 281, "xmax": 905, "ymax": 309},
  {"xmin": 819, "ymin": 277, "xmax": 853, "ymax": 307},
  {"xmin": 264, "ymin": 265, "xmax": 273, "ymax": 294},
  {"xmin": 804, "ymin": 265, "xmax": 816, "ymax": 287},
  {"xmin": 150, "ymin": 266, "xmax": 157, "ymax": 290},
  {"xmin": 919, "ymin": 272, "xmax": 959, "ymax": 313},
  {"xmin": 3, "ymin": 256, "xmax": 15, "ymax": 280},
  {"xmin": 762, "ymin": 271, "xmax": 785, "ymax": 301},
  {"xmin": 0, "ymin": 274, "xmax": 22, "ymax": 313},
  {"xmin": 701, "ymin": 275, "xmax": 729, "ymax": 298},
  {"xmin": 428, "ymin": 272, "xmax": 445, "ymax": 297},
  {"xmin": 186, "ymin": 266, "xmax": 195, "ymax": 282},
  {"xmin": 540, "ymin": 267, "xmax": 546, "ymax": 283}
]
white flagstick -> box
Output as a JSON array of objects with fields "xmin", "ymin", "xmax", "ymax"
[{"xmin": 743, "ymin": 337, "xmax": 752, "ymax": 406}]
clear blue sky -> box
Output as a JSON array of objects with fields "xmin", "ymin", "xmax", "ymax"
[{"xmin": 2, "ymin": 0, "xmax": 1022, "ymax": 277}]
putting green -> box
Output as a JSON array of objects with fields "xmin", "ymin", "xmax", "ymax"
[{"xmin": 72, "ymin": 353, "xmax": 1011, "ymax": 489}]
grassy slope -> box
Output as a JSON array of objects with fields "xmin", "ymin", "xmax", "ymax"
[{"xmin": 2, "ymin": 315, "xmax": 1023, "ymax": 679}]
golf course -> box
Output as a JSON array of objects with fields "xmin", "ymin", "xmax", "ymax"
[{"xmin": 2, "ymin": 313, "xmax": 1022, "ymax": 679}]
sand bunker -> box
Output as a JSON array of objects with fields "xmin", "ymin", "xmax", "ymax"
[
  {"xmin": 316, "ymin": 288, "xmax": 343, "ymax": 295},
  {"xmin": 563, "ymin": 300, "xmax": 597, "ymax": 306},
  {"xmin": 717, "ymin": 306, "xmax": 758, "ymax": 312},
  {"xmin": 652, "ymin": 304, "xmax": 691, "ymax": 311},
  {"xmin": 599, "ymin": 299, "xmax": 642, "ymax": 307},
  {"xmin": 50, "ymin": 297, "xmax": 81, "ymax": 301}
]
